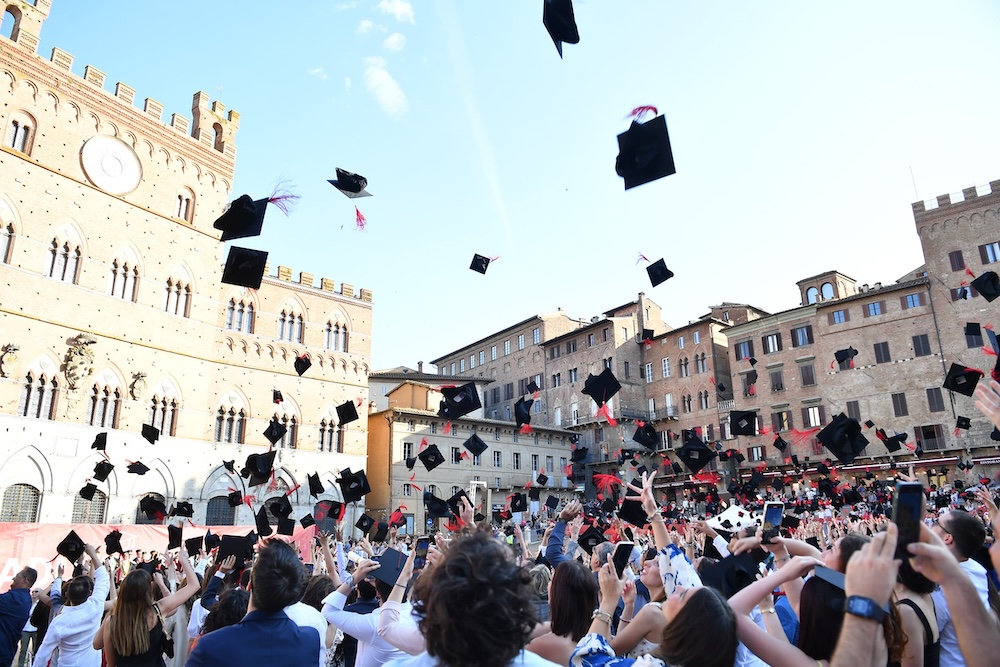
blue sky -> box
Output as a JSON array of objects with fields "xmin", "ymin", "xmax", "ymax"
[{"xmin": 33, "ymin": 1, "xmax": 1000, "ymax": 370}]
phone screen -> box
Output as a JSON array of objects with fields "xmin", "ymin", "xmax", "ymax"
[
  {"xmin": 761, "ymin": 503, "xmax": 784, "ymax": 543},
  {"xmin": 892, "ymin": 482, "xmax": 924, "ymax": 559},
  {"xmin": 613, "ymin": 542, "xmax": 633, "ymax": 579},
  {"xmin": 413, "ymin": 537, "xmax": 430, "ymax": 571}
]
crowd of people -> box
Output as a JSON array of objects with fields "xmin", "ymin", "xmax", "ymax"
[{"xmin": 1, "ymin": 380, "xmax": 1000, "ymax": 667}]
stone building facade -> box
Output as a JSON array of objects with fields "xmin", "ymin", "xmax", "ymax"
[{"xmin": 0, "ymin": 1, "xmax": 373, "ymax": 530}]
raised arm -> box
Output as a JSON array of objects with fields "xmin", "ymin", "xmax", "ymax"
[
  {"xmin": 156, "ymin": 547, "xmax": 199, "ymax": 616},
  {"xmin": 377, "ymin": 549, "xmax": 426, "ymax": 655},
  {"xmin": 630, "ymin": 471, "xmax": 668, "ymax": 551},
  {"xmin": 728, "ymin": 556, "xmax": 822, "ymax": 616}
]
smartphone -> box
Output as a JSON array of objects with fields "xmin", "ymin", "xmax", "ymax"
[
  {"xmin": 892, "ymin": 482, "xmax": 924, "ymax": 560},
  {"xmin": 761, "ymin": 502, "xmax": 784, "ymax": 544},
  {"xmin": 612, "ymin": 542, "xmax": 633, "ymax": 579},
  {"xmin": 413, "ymin": 536, "xmax": 430, "ymax": 571}
]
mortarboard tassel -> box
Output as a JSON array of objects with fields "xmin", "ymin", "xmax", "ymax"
[
  {"xmin": 459, "ymin": 451, "xmax": 471, "ymax": 461},
  {"xmin": 267, "ymin": 182, "xmax": 300, "ymax": 215},
  {"xmin": 636, "ymin": 251, "xmax": 649, "ymax": 265},
  {"xmin": 443, "ymin": 422, "xmax": 452, "ymax": 435},
  {"xmin": 408, "ymin": 482, "xmax": 422, "ymax": 493},
  {"xmin": 520, "ymin": 424, "xmax": 532, "ymax": 434},
  {"xmin": 748, "ymin": 385, "xmax": 756, "ymax": 396},
  {"xmin": 626, "ymin": 105, "xmax": 658, "ymax": 121},
  {"xmin": 983, "ymin": 346, "xmax": 997, "ymax": 357},
  {"xmin": 593, "ymin": 474, "xmax": 623, "ymax": 495},
  {"xmin": 355, "ymin": 206, "xmax": 366, "ymax": 230},
  {"xmin": 268, "ymin": 471, "xmax": 279, "ymax": 493},
  {"xmin": 597, "ymin": 403, "xmax": 617, "ymax": 426},
  {"xmin": 285, "ymin": 483, "xmax": 301, "ymax": 497},
  {"xmin": 419, "ymin": 438, "xmax": 428, "ymax": 449},
  {"xmin": 243, "ymin": 494, "xmax": 256, "ymax": 508}
]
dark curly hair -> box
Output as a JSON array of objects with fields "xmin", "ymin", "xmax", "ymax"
[
  {"xmin": 412, "ymin": 531, "xmax": 537, "ymax": 667},
  {"xmin": 201, "ymin": 588, "xmax": 249, "ymax": 635}
]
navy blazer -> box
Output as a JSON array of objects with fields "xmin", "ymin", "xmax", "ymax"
[{"xmin": 186, "ymin": 609, "xmax": 320, "ymax": 667}]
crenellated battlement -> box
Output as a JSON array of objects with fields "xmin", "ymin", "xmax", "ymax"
[
  {"xmin": 911, "ymin": 179, "xmax": 1000, "ymax": 219},
  {"xmin": 264, "ymin": 264, "xmax": 374, "ymax": 303}
]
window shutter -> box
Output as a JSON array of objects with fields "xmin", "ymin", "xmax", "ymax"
[
  {"xmin": 771, "ymin": 413, "xmax": 779, "ymax": 431},
  {"xmin": 844, "ymin": 310, "xmax": 851, "ymax": 322},
  {"xmin": 791, "ymin": 329, "xmax": 799, "ymax": 348},
  {"xmin": 819, "ymin": 405, "xmax": 826, "ymax": 424},
  {"xmin": 980, "ymin": 244, "xmax": 990, "ymax": 264},
  {"xmin": 900, "ymin": 295, "xmax": 908, "ymax": 310},
  {"xmin": 749, "ymin": 341, "xmax": 755, "ymax": 358},
  {"xmin": 801, "ymin": 408, "xmax": 809, "ymax": 426},
  {"xmin": 863, "ymin": 305, "xmax": 870, "ymax": 318},
  {"xmin": 761, "ymin": 336, "xmax": 768, "ymax": 353},
  {"xmin": 949, "ymin": 250, "xmax": 965, "ymax": 271},
  {"xmin": 787, "ymin": 411, "xmax": 794, "ymax": 430},
  {"xmin": 806, "ymin": 326, "xmax": 814, "ymax": 344},
  {"xmin": 827, "ymin": 313, "xmax": 835, "ymax": 325},
  {"xmin": 776, "ymin": 333, "xmax": 782, "ymax": 351}
]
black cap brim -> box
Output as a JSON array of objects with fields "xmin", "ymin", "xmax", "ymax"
[{"xmin": 221, "ymin": 247, "xmax": 268, "ymax": 289}]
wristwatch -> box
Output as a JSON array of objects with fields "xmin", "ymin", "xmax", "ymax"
[{"xmin": 845, "ymin": 596, "xmax": 885, "ymax": 623}]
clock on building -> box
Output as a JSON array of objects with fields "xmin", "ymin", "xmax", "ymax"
[{"xmin": 80, "ymin": 135, "xmax": 143, "ymax": 195}]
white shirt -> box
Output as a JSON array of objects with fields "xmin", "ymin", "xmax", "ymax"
[
  {"xmin": 283, "ymin": 601, "xmax": 327, "ymax": 667},
  {"xmin": 388, "ymin": 649, "xmax": 561, "ymax": 666},
  {"xmin": 32, "ymin": 567, "xmax": 110, "ymax": 667},
  {"xmin": 932, "ymin": 557, "xmax": 990, "ymax": 667},
  {"xmin": 322, "ymin": 590, "xmax": 410, "ymax": 667}
]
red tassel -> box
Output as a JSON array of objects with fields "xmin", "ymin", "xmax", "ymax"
[
  {"xmin": 965, "ymin": 267, "xmax": 976, "ymax": 277},
  {"xmin": 267, "ymin": 472, "xmax": 279, "ymax": 493},
  {"xmin": 597, "ymin": 403, "xmax": 617, "ymax": 426},
  {"xmin": 389, "ymin": 509, "xmax": 406, "ymax": 526},
  {"xmin": 267, "ymin": 182, "xmax": 299, "ymax": 215},
  {"xmin": 626, "ymin": 105, "xmax": 658, "ymax": 121},
  {"xmin": 243, "ymin": 494, "xmax": 256, "ymax": 508},
  {"xmin": 460, "ymin": 451, "xmax": 471, "ymax": 461},
  {"xmin": 636, "ymin": 252, "xmax": 649, "ymax": 265},
  {"xmin": 420, "ymin": 437, "xmax": 428, "ymax": 449},
  {"xmin": 748, "ymin": 385, "xmax": 755, "ymax": 396},
  {"xmin": 593, "ymin": 474, "xmax": 624, "ymax": 494},
  {"xmin": 830, "ymin": 360, "xmax": 835, "ymax": 369},
  {"xmin": 643, "ymin": 339, "xmax": 653, "ymax": 349},
  {"xmin": 355, "ymin": 396, "xmax": 364, "ymax": 407},
  {"xmin": 636, "ymin": 420, "xmax": 645, "ymax": 428},
  {"xmin": 903, "ymin": 441, "xmax": 916, "ymax": 451},
  {"xmin": 532, "ymin": 391, "xmax": 540, "ymax": 400},
  {"xmin": 849, "ymin": 359, "xmax": 855, "ymax": 369},
  {"xmin": 759, "ymin": 425, "xmax": 771, "ymax": 435},
  {"xmin": 520, "ymin": 424, "xmax": 533, "ymax": 434},
  {"xmin": 285, "ymin": 483, "xmax": 301, "ymax": 497},
  {"xmin": 596, "ymin": 493, "xmax": 604, "ymax": 501},
  {"xmin": 983, "ymin": 347, "xmax": 997, "ymax": 357},
  {"xmin": 355, "ymin": 206, "xmax": 366, "ymax": 230},
  {"xmin": 443, "ymin": 422, "xmax": 452, "ymax": 435},
  {"xmin": 563, "ymin": 464, "xmax": 573, "ymax": 476},
  {"xmin": 953, "ymin": 428, "xmax": 961, "ymax": 437},
  {"xmin": 408, "ymin": 483, "xmax": 422, "ymax": 493}
]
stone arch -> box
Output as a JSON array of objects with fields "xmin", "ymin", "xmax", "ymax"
[
  {"xmin": 157, "ymin": 146, "xmax": 170, "ymax": 165},
  {"xmin": 102, "ymin": 120, "xmax": 121, "ymax": 137},
  {"xmin": 124, "ymin": 131, "xmax": 138, "ymax": 148},
  {"xmin": 141, "ymin": 139, "xmax": 155, "ymax": 159},
  {"xmin": 14, "ymin": 78, "xmax": 37, "ymax": 102},
  {"xmin": 120, "ymin": 458, "xmax": 174, "ymax": 501},
  {"xmin": 66, "ymin": 451, "xmax": 119, "ymax": 497},
  {"xmin": 0, "ymin": 445, "xmax": 52, "ymax": 492},
  {"xmin": 1, "ymin": 69, "xmax": 14, "ymax": 93},
  {"xmin": 166, "ymin": 261, "xmax": 197, "ymax": 294},
  {"xmin": 66, "ymin": 101, "xmax": 81, "ymax": 123},
  {"xmin": 199, "ymin": 465, "xmax": 243, "ymax": 501},
  {"xmin": 217, "ymin": 385, "xmax": 252, "ymax": 416},
  {"xmin": 42, "ymin": 90, "xmax": 59, "ymax": 114},
  {"xmin": 149, "ymin": 374, "xmax": 183, "ymax": 406},
  {"xmin": 50, "ymin": 217, "xmax": 90, "ymax": 259}
]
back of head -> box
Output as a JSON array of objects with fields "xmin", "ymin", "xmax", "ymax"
[
  {"xmin": 836, "ymin": 534, "xmax": 870, "ymax": 572},
  {"xmin": 897, "ymin": 557, "xmax": 935, "ymax": 595},
  {"xmin": 250, "ymin": 539, "xmax": 306, "ymax": 612},
  {"xmin": 659, "ymin": 587, "xmax": 737, "ymax": 667},
  {"xmin": 111, "ymin": 569, "xmax": 154, "ymax": 656},
  {"xmin": 527, "ymin": 564, "xmax": 551, "ymax": 597},
  {"xmin": 21, "ymin": 568, "xmax": 37, "ymax": 587},
  {"xmin": 945, "ymin": 509, "xmax": 986, "ymax": 559},
  {"xmin": 356, "ymin": 579, "xmax": 377, "ymax": 601},
  {"xmin": 202, "ymin": 588, "xmax": 250, "ymax": 634},
  {"xmin": 300, "ymin": 575, "xmax": 335, "ymax": 612},
  {"xmin": 797, "ymin": 576, "xmax": 844, "ymax": 661},
  {"xmin": 592, "ymin": 542, "xmax": 614, "ymax": 570},
  {"xmin": 67, "ymin": 575, "xmax": 95, "ymax": 606},
  {"xmin": 549, "ymin": 561, "xmax": 598, "ymax": 641},
  {"xmin": 413, "ymin": 530, "xmax": 537, "ymax": 667}
]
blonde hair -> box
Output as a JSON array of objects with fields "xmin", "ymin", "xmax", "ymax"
[{"xmin": 109, "ymin": 570, "xmax": 154, "ymax": 656}]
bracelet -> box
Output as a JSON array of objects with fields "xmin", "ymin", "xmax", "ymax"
[
  {"xmin": 760, "ymin": 608, "xmax": 776, "ymax": 614},
  {"xmin": 775, "ymin": 557, "xmax": 789, "ymax": 562},
  {"xmin": 591, "ymin": 610, "xmax": 613, "ymax": 624},
  {"xmin": 393, "ymin": 583, "xmax": 407, "ymax": 589},
  {"xmin": 619, "ymin": 617, "xmax": 632, "ymax": 624}
]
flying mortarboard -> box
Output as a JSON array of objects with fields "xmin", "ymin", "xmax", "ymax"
[
  {"xmin": 424, "ymin": 491, "xmax": 452, "ymax": 519},
  {"xmin": 671, "ymin": 461, "xmax": 684, "ymax": 475},
  {"xmin": 514, "ymin": 397, "xmax": 533, "ymax": 427},
  {"xmin": 730, "ymin": 410, "xmax": 757, "ymax": 436},
  {"xmin": 93, "ymin": 460, "xmax": 114, "ymax": 482},
  {"xmin": 817, "ymin": 413, "xmax": 869, "ymax": 465},
  {"xmin": 336, "ymin": 400, "xmax": 359, "ymax": 425},
  {"xmin": 942, "ymin": 363, "xmax": 983, "ymax": 397},
  {"xmin": 128, "ymin": 461, "xmax": 150, "ymax": 475},
  {"xmin": 578, "ymin": 525, "xmax": 607, "ymax": 555},
  {"xmin": 864, "ymin": 420, "xmax": 875, "ymax": 429},
  {"xmin": 417, "ymin": 444, "xmax": 446, "ymax": 472},
  {"xmin": 446, "ymin": 489, "xmax": 470, "ymax": 518},
  {"xmin": 56, "ymin": 530, "xmax": 86, "ymax": 563},
  {"xmin": 582, "ymin": 368, "xmax": 621, "ymax": 407},
  {"xmin": 542, "ymin": 0, "xmax": 579, "ymax": 58},
  {"xmin": 645, "ymin": 258, "xmax": 674, "ymax": 288},
  {"xmin": 616, "ymin": 114, "xmax": 676, "ymax": 190},
  {"xmin": 255, "ymin": 506, "xmax": 273, "ymax": 538},
  {"xmin": 221, "ymin": 246, "xmax": 268, "ymax": 289},
  {"xmin": 545, "ymin": 495, "xmax": 560, "ymax": 510},
  {"xmin": 275, "ymin": 517, "xmax": 295, "ymax": 537},
  {"xmin": 405, "ymin": 456, "xmax": 417, "ymax": 470},
  {"xmin": 171, "ymin": 501, "xmax": 194, "ymax": 518},
  {"xmin": 139, "ymin": 496, "xmax": 166, "ymax": 521},
  {"xmin": 328, "ymin": 168, "xmax": 372, "ymax": 198},
  {"xmin": 141, "ymin": 424, "xmax": 159, "ymax": 444},
  {"xmin": 337, "ymin": 468, "xmax": 372, "ymax": 503},
  {"xmin": 294, "ymin": 355, "xmax": 312, "ymax": 376},
  {"xmin": 965, "ymin": 323, "xmax": 982, "ymax": 337},
  {"xmin": 970, "ymin": 271, "xmax": 1000, "ymax": 302},
  {"xmin": 676, "ymin": 439, "xmax": 716, "ymax": 474},
  {"xmin": 510, "ymin": 493, "xmax": 528, "ymax": 513},
  {"xmin": 185, "ymin": 535, "xmax": 204, "ymax": 554},
  {"xmin": 308, "ymin": 473, "xmax": 325, "ymax": 498},
  {"xmin": 244, "ymin": 450, "xmax": 277, "ymax": 487},
  {"xmin": 300, "ymin": 514, "xmax": 316, "ymax": 529},
  {"xmin": 263, "ymin": 418, "xmax": 287, "ymax": 446},
  {"xmin": 536, "ymin": 472, "xmax": 549, "ymax": 486},
  {"xmin": 228, "ymin": 490, "xmax": 243, "ymax": 507},
  {"xmin": 92, "ymin": 433, "xmax": 107, "ymax": 450},
  {"xmin": 469, "ymin": 254, "xmax": 491, "ymax": 274},
  {"xmin": 462, "ymin": 434, "xmax": 488, "ymax": 457},
  {"xmin": 269, "ymin": 495, "xmax": 293, "ymax": 519},
  {"xmin": 79, "ymin": 483, "xmax": 98, "ymax": 501},
  {"xmin": 632, "ymin": 423, "xmax": 659, "ymax": 450},
  {"xmin": 570, "ymin": 447, "xmax": 589, "ymax": 463},
  {"xmin": 526, "ymin": 380, "xmax": 539, "ymax": 394},
  {"xmin": 223, "ymin": 460, "xmax": 236, "ymax": 474},
  {"xmin": 438, "ymin": 382, "xmax": 482, "ymax": 419},
  {"xmin": 105, "ymin": 530, "xmax": 124, "ymax": 555},
  {"xmin": 617, "ymin": 498, "xmax": 648, "ymax": 527},
  {"xmin": 167, "ymin": 524, "xmax": 183, "ymax": 550},
  {"xmin": 216, "ymin": 534, "xmax": 254, "ymax": 569},
  {"xmin": 772, "ymin": 436, "xmax": 788, "ymax": 452},
  {"xmin": 528, "ymin": 487, "xmax": 541, "ymax": 501},
  {"xmin": 272, "ymin": 390, "xmax": 283, "ymax": 404},
  {"xmin": 956, "ymin": 416, "xmax": 972, "ymax": 430},
  {"xmin": 816, "ymin": 461, "xmax": 831, "ymax": 475},
  {"xmin": 834, "ymin": 347, "xmax": 858, "ymax": 366},
  {"xmin": 213, "ymin": 195, "xmax": 270, "ymax": 241},
  {"xmin": 883, "ymin": 433, "xmax": 906, "ymax": 453}
]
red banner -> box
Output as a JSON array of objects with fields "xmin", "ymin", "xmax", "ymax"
[{"xmin": 0, "ymin": 523, "xmax": 316, "ymax": 591}]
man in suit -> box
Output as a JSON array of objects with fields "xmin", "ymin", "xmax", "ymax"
[
  {"xmin": 32, "ymin": 542, "xmax": 109, "ymax": 667},
  {"xmin": 0, "ymin": 567, "xmax": 38, "ymax": 667},
  {"xmin": 187, "ymin": 540, "xmax": 320, "ymax": 667}
]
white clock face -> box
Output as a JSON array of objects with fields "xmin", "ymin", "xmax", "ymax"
[{"xmin": 80, "ymin": 135, "xmax": 143, "ymax": 195}]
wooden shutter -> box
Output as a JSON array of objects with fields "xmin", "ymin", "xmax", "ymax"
[
  {"xmin": 818, "ymin": 405, "xmax": 826, "ymax": 424},
  {"xmin": 801, "ymin": 407, "xmax": 809, "ymax": 426},
  {"xmin": 980, "ymin": 244, "xmax": 990, "ymax": 264}
]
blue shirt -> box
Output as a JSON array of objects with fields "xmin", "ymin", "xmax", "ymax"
[{"xmin": 0, "ymin": 588, "xmax": 31, "ymax": 667}]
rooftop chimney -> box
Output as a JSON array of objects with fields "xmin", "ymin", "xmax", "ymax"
[{"xmin": 417, "ymin": 361, "xmax": 424, "ymax": 373}]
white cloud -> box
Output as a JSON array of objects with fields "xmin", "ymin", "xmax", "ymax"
[
  {"xmin": 344, "ymin": 76, "xmax": 352, "ymax": 93},
  {"xmin": 307, "ymin": 67, "xmax": 329, "ymax": 81},
  {"xmin": 364, "ymin": 56, "xmax": 408, "ymax": 118},
  {"xmin": 378, "ymin": 0, "xmax": 415, "ymax": 24},
  {"xmin": 357, "ymin": 19, "xmax": 374, "ymax": 34},
  {"xmin": 383, "ymin": 32, "xmax": 406, "ymax": 52}
]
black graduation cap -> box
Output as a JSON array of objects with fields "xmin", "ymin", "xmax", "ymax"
[
  {"xmin": 816, "ymin": 461, "xmax": 831, "ymax": 475},
  {"xmin": 671, "ymin": 461, "xmax": 684, "ymax": 475},
  {"xmin": 244, "ymin": 450, "xmax": 277, "ymax": 487},
  {"xmin": 294, "ymin": 355, "xmax": 312, "ymax": 376},
  {"xmin": 632, "ymin": 423, "xmax": 659, "ymax": 450},
  {"xmin": 771, "ymin": 478, "xmax": 784, "ymax": 492},
  {"xmin": 93, "ymin": 460, "xmax": 114, "ymax": 482},
  {"xmin": 582, "ymin": 368, "xmax": 621, "ymax": 407},
  {"xmin": 223, "ymin": 460, "xmax": 236, "ymax": 474},
  {"xmin": 536, "ymin": 472, "xmax": 549, "ymax": 486},
  {"xmin": 139, "ymin": 496, "xmax": 166, "ymax": 521},
  {"xmin": 105, "ymin": 530, "xmax": 124, "ymax": 555},
  {"xmin": 221, "ymin": 246, "xmax": 268, "ymax": 289},
  {"xmin": 92, "ymin": 433, "xmax": 107, "ymax": 450},
  {"xmin": 864, "ymin": 420, "xmax": 875, "ymax": 429},
  {"xmin": 730, "ymin": 410, "xmax": 757, "ymax": 436},
  {"xmin": 255, "ymin": 506, "xmax": 274, "ymax": 537},
  {"xmin": 372, "ymin": 548, "xmax": 408, "ymax": 586},
  {"xmin": 438, "ymin": 382, "xmax": 482, "ymax": 419},
  {"xmin": 510, "ymin": 493, "xmax": 528, "ymax": 513},
  {"xmin": 640, "ymin": 328, "xmax": 654, "ymax": 342},
  {"xmin": 336, "ymin": 400, "xmax": 359, "ymax": 425},
  {"xmin": 618, "ymin": 498, "xmax": 648, "ymax": 527},
  {"xmin": 676, "ymin": 439, "xmax": 716, "ymax": 473},
  {"xmin": 773, "ymin": 436, "xmax": 788, "ymax": 452},
  {"xmin": 578, "ymin": 526, "xmax": 607, "ymax": 555},
  {"xmin": 542, "ymin": 0, "xmax": 579, "ymax": 58},
  {"xmin": 213, "ymin": 195, "xmax": 269, "ymax": 241},
  {"xmin": 308, "ymin": 473, "xmax": 325, "ymax": 498},
  {"xmin": 734, "ymin": 452, "xmax": 746, "ymax": 463},
  {"xmin": 171, "ymin": 501, "xmax": 194, "ymax": 518},
  {"xmin": 328, "ymin": 168, "xmax": 371, "ymax": 198},
  {"xmin": 269, "ymin": 495, "xmax": 293, "ymax": 519},
  {"xmin": 228, "ymin": 490, "xmax": 243, "ymax": 507},
  {"xmin": 971, "ymin": 271, "xmax": 1000, "ymax": 302},
  {"xmin": 79, "ymin": 483, "xmax": 98, "ymax": 501},
  {"xmin": 272, "ymin": 390, "xmax": 283, "ymax": 404},
  {"xmin": 965, "ymin": 323, "xmax": 982, "ymax": 337},
  {"xmin": 834, "ymin": 347, "xmax": 858, "ymax": 366},
  {"xmin": 405, "ymin": 456, "xmax": 417, "ymax": 470},
  {"xmin": 300, "ymin": 514, "xmax": 316, "ymax": 529},
  {"xmin": 956, "ymin": 416, "xmax": 972, "ymax": 430},
  {"xmin": 446, "ymin": 489, "xmax": 470, "ymax": 518},
  {"xmin": 790, "ymin": 455, "xmax": 800, "ymax": 467},
  {"xmin": 424, "ymin": 491, "xmax": 452, "ymax": 519},
  {"xmin": 337, "ymin": 468, "xmax": 372, "ymax": 503},
  {"xmin": 636, "ymin": 465, "xmax": 649, "ymax": 477},
  {"xmin": 141, "ymin": 424, "xmax": 159, "ymax": 444},
  {"xmin": 718, "ymin": 449, "xmax": 733, "ymax": 462},
  {"xmin": 986, "ymin": 327, "xmax": 1000, "ymax": 355},
  {"xmin": 462, "ymin": 434, "xmax": 488, "ymax": 457},
  {"xmin": 167, "ymin": 524, "xmax": 183, "ymax": 550},
  {"xmin": 275, "ymin": 517, "xmax": 295, "ymax": 537},
  {"xmin": 418, "ymin": 444, "xmax": 446, "ymax": 472},
  {"xmin": 528, "ymin": 487, "xmax": 541, "ymax": 501},
  {"xmin": 526, "ymin": 380, "xmax": 539, "ymax": 394},
  {"xmin": 699, "ymin": 553, "xmax": 758, "ymax": 598},
  {"xmin": 185, "ymin": 535, "xmax": 204, "ymax": 553},
  {"xmin": 514, "ymin": 397, "xmax": 533, "ymax": 427},
  {"xmin": 645, "ymin": 258, "xmax": 674, "ymax": 288},
  {"xmin": 263, "ymin": 418, "xmax": 287, "ymax": 446},
  {"xmin": 570, "ymin": 447, "xmax": 589, "ymax": 463},
  {"xmin": 470, "ymin": 254, "xmax": 491, "ymax": 274},
  {"xmin": 616, "ymin": 114, "xmax": 676, "ymax": 190},
  {"xmin": 545, "ymin": 495, "xmax": 560, "ymax": 510},
  {"xmin": 942, "ymin": 363, "xmax": 983, "ymax": 397},
  {"xmin": 57, "ymin": 530, "xmax": 86, "ymax": 563},
  {"xmin": 817, "ymin": 413, "xmax": 869, "ymax": 465},
  {"xmin": 883, "ymin": 433, "xmax": 906, "ymax": 453},
  {"xmin": 716, "ymin": 382, "xmax": 728, "ymax": 393},
  {"xmin": 216, "ymin": 534, "xmax": 254, "ymax": 569}
]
